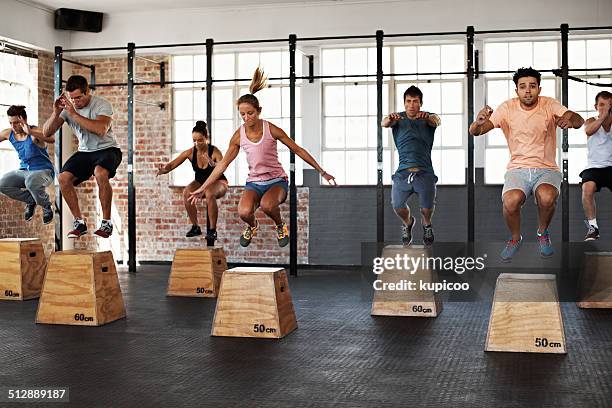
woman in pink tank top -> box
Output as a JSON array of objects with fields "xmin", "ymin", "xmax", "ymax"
[{"xmin": 190, "ymin": 68, "xmax": 336, "ymax": 248}]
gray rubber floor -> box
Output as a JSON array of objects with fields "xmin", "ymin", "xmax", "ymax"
[{"xmin": 0, "ymin": 265, "xmax": 611, "ymax": 408}]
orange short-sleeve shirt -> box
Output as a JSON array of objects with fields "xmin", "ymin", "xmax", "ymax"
[{"xmin": 489, "ymin": 96, "xmax": 568, "ymax": 170}]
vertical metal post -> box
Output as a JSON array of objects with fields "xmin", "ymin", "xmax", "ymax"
[
  {"xmin": 561, "ymin": 24, "xmax": 569, "ymax": 243},
  {"xmin": 289, "ymin": 34, "xmax": 298, "ymax": 277},
  {"xmin": 308, "ymin": 55, "xmax": 314, "ymax": 83},
  {"xmin": 127, "ymin": 43, "xmax": 137, "ymax": 272},
  {"xmin": 376, "ymin": 30, "xmax": 384, "ymax": 244},
  {"xmin": 205, "ymin": 39, "xmax": 213, "ymax": 138},
  {"xmin": 53, "ymin": 46, "xmax": 63, "ymax": 252},
  {"xmin": 205, "ymin": 38, "xmax": 214, "ymax": 247},
  {"xmin": 89, "ymin": 65, "xmax": 96, "ymax": 90},
  {"xmin": 160, "ymin": 61, "xmax": 166, "ymax": 88},
  {"xmin": 467, "ymin": 26, "xmax": 475, "ymax": 242}
]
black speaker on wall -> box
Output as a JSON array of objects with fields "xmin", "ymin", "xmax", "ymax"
[{"xmin": 54, "ymin": 8, "xmax": 103, "ymax": 33}]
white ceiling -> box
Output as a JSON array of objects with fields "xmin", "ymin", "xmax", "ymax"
[{"xmin": 24, "ymin": 0, "xmax": 405, "ymax": 13}]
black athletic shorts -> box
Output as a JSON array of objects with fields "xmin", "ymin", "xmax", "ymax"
[
  {"xmin": 61, "ymin": 147, "xmax": 122, "ymax": 186},
  {"xmin": 579, "ymin": 166, "xmax": 612, "ymax": 192}
]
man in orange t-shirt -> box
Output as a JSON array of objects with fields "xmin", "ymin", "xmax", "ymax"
[{"xmin": 469, "ymin": 67, "xmax": 584, "ymax": 261}]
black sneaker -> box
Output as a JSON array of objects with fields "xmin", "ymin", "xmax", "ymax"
[
  {"xmin": 68, "ymin": 220, "xmax": 87, "ymax": 238},
  {"xmin": 401, "ymin": 216, "xmax": 415, "ymax": 246},
  {"xmin": 24, "ymin": 203, "xmax": 36, "ymax": 222},
  {"xmin": 94, "ymin": 220, "xmax": 113, "ymax": 238},
  {"xmin": 186, "ymin": 225, "xmax": 202, "ymax": 237},
  {"xmin": 584, "ymin": 221, "xmax": 600, "ymax": 241},
  {"xmin": 423, "ymin": 224, "xmax": 434, "ymax": 247},
  {"xmin": 205, "ymin": 228, "xmax": 217, "ymax": 241},
  {"xmin": 276, "ymin": 223, "xmax": 289, "ymax": 247},
  {"xmin": 240, "ymin": 222, "xmax": 258, "ymax": 247},
  {"xmin": 42, "ymin": 205, "xmax": 54, "ymax": 225}
]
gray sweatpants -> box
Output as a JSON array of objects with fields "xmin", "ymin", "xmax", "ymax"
[{"xmin": 0, "ymin": 169, "xmax": 54, "ymax": 207}]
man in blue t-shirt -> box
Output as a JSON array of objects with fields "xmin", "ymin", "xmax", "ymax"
[
  {"xmin": 0, "ymin": 105, "xmax": 56, "ymax": 224},
  {"xmin": 381, "ymin": 86, "xmax": 440, "ymax": 246}
]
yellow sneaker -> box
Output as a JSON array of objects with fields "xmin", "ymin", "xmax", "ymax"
[
  {"xmin": 240, "ymin": 222, "xmax": 258, "ymax": 247},
  {"xmin": 276, "ymin": 222, "xmax": 289, "ymax": 247}
]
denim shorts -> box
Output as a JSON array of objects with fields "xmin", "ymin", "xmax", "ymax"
[
  {"xmin": 502, "ymin": 168, "xmax": 562, "ymax": 201},
  {"xmin": 245, "ymin": 178, "xmax": 289, "ymax": 197},
  {"xmin": 391, "ymin": 170, "xmax": 438, "ymax": 209}
]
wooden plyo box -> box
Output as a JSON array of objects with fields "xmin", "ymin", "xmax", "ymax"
[
  {"xmin": 578, "ymin": 252, "xmax": 612, "ymax": 309},
  {"xmin": 211, "ymin": 267, "xmax": 297, "ymax": 338},
  {"xmin": 485, "ymin": 273, "xmax": 566, "ymax": 354},
  {"xmin": 0, "ymin": 238, "xmax": 46, "ymax": 301},
  {"xmin": 167, "ymin": 248, "xmax": 227, "ymax": 298},
  {"xmin": 36, "ymin": 250, "xmax": 126, "ymax": 326},
  {"xmin": 371, "ymin": 245, "xmax": 442, "ymax": 317}
]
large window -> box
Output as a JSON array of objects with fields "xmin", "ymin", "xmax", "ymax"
[
  {"xmin": 321, "ymin": 44, "xmax": 466, "ymax": 185},
  {"xmin": 0, "ymin": 52, "xmax": 38, "ymax": 175},
  {"xmin": 171, "ymin": 50, "xmax": 302, "ymax": 186},
  {"xmin": 483, "ymin": 40, "xmax": 559, "ymax": 184}
]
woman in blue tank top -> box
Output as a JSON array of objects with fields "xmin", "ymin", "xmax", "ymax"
[
  {"xmin": 0, "ymin": 106, "xmax": 56, "ymax": 224},
  {"xmin": 157, "ymin": 121, "xmax": 228, "ymax": 240}
]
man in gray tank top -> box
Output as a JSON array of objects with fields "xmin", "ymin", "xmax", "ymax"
[
  {"xmin": 579, "ymin": 91, "xmax": 612, "ymax": 241},
  {"xmin": 43, "ymin": 75, "xmax": 122, "ymax": 239}
]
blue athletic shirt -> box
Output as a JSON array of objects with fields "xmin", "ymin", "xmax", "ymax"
[
  {"xmin": 391, "ymin": 111, "xmax": 437, "ymax": 175},
  {"xmin": 9, "ymin": 130, "xmax": 55, "ymax": 174}
]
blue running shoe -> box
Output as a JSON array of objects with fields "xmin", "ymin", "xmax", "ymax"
[
  {"xmin": 537, "ymin": 230, "xmax": 554, "ymax": 258},
  {"xmin": 501, "ymin": 236, "xmax": 522, "ymax": 262}
]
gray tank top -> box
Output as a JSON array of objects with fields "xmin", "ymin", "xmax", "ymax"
[{"xmin": 587, "ymin": 124, "xmax": 612, "ymax": 169}]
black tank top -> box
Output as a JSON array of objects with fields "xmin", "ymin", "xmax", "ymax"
[{"xmin": 192, "ymin": 144, "xmax": 227, "ymax": 184}]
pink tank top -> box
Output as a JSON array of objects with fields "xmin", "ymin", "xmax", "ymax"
[{"xmin": 240, "ymin": 120, "xmax": 288, "ymax": 182}]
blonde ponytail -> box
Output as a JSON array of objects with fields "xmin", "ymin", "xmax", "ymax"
[
  {"xmin": 236, "ymin": 67, "xmax": 268, "ymax": 110},
  {"xmin": 249, "ymin": 67, "xmax": 267, "ymax": 95}
]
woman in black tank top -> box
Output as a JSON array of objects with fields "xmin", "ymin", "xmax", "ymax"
[{"xmin": 157, "ymin": 121, "xmax": 228, "ymax": 240}]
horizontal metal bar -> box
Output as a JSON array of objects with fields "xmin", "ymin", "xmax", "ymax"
[
  {"xmin": 385, "ymin": 31, "xmax": 465, "ymax": 38},
  {"xmin": 296, "ymin": 71, "xmax": 468, "ymax": 81},
  {"xmin": 135, "ymin": 55, "xmax": 162, "ymax": 65},
  {"xmin": 215, "ymin": 38, "xmax": 287, "ymax": 46},
  {"xmin": 134, "ymin": 99, "xmax": 165, "ymax": 108},
  {"xmin": 135, "ymin": 42, "xmax": 206, "ymax": 50},
  {"xmin": 384, "ymin": 71, "xmax": 467, "ymax": 77},
  {"xmin": 478, "ymin": 68, "xmax": 611, "ymax": 75},
  {"xmin": 477, "ymin": 69, "xmax": 558, "ymax": 75},
  {"xmin": 212, "ymin": 76, "xmax": 292, "ymax": 83},
  {"xmin": 63, "ymin": 46, "xmax": 127, "ymax": 52},
  {"xmin": 91, "ymin": 82, "xmax": 128, "ymax": 87},
  {"xmin": 568, "ymin": 68, "xmax": 612, "ymax": 72},
  {"xmin": 62, "ymin": 58, "xmax": 93, "ymax": 69},
  {"xmin": 298, "ymin": 34, "xmax": 376, "ymax": 42},
  {"xmin": 474, "ymin": 28, "xmax": 559, "ymax": 35},
  {"xmin": 157, "ymin": 80, "xmax": 207, "ymax": 85},
  {"xmin": 0, "ymin": 103, "xmax": 11, "ymax": 107},
  {"xmin": 90, "ymin": 69, "xmax": 607, "ymax": 89},
  {"xmin": 297, "ymin": 73, "xmax": 374, "ymax": 80},
  {"xmin": 0, "ymin": 43, "xmax": 38, "ymax": 59},
  {"xmin": 134, "ymin": 81, "xmax": 161, "ymax": 86},
  {"xmin": 570, "ymin": 26, "xmax": 612, "ymax": 31}
]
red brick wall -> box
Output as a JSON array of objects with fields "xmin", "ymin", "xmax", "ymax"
[
  {"xmin": 0, "ymin": 51, "xmax": 56, "ymax": 256},
  {"xmin": 67, "ymin": 55, "xmax": 309, "ymax": 264}
]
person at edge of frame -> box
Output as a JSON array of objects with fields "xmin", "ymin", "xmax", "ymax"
[
  {"xmin": 0, "ymin": 105, "xmax": 56, "ymax": 224},
  {"xmin": 157, "ymin": 120, "xmax": 228, "ymax": 241},
  {"xmin": 189, "ymin": 67, "xmax": 337, "ymax": 248},
  {"xmin": 580, "ymin": 90, "xmax": 612, "ymax": 241},
  {"xmin": 469, "ymin": 67, "xmax": 584, "ymax": 262},
  {"xmin": 43, "ymin": 75, "xmax": 122, "ymax": 239},
  {"xmin": 381, "ymin": 85, "xmax": 441, "ymax": 247}
]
